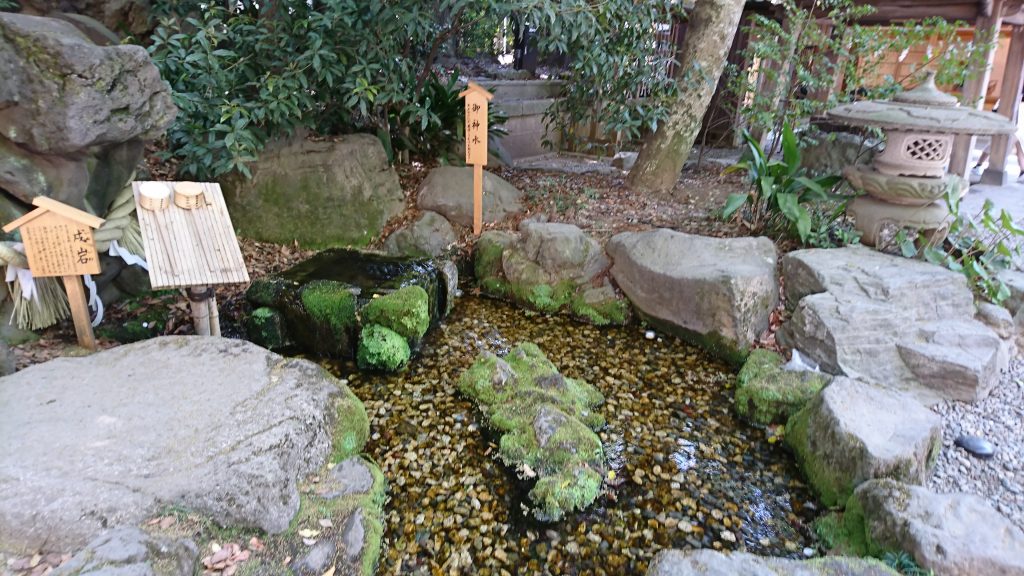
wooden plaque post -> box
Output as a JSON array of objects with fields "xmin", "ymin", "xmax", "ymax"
[
  {"xmin": 459, "ymin": 81, "xmax": 494, "ymax": 235},
  {"xmin": 3, "ymin": 197, "xmax": 105, "ymax": 350}
]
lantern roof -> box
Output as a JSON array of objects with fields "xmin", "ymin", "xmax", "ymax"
[{"xmin": 827, "ymin": 73, "xmax": 1017, "ymax": 135}]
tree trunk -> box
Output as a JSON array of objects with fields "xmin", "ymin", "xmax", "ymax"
[{"xmin": 627, "ymin": 0, "xmax": 746, "ymax": 194}]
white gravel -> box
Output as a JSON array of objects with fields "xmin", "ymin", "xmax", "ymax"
[{"xmin": 929, "ymin": 359, "xmax": 1024, "ymax": 530}]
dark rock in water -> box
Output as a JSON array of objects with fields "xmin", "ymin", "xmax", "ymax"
[
  {"xmin": 955, "ymin": 434, "xmax": 996, "ymax": 458},
  {"xmin": 245, "ymin": 249, "xmax": 453, "ymax": 368}
]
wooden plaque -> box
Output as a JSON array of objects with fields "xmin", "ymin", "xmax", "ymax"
[
  {"xmin": 461, "ymin": 82, "xmax": 494, "ymax": 166},
  {"xmin": 20, "ymin": 212, "xmax": 101, "ymax": 278}
]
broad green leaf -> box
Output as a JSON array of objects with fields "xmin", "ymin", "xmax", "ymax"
[{"xmin": 722, "ymin": 193, "xmax": 749, "ymax": 219}]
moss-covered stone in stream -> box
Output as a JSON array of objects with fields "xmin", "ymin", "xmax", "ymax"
[
  {"xmin": 301, "ymin": 280, "xmax": 357, "ymax": 340},
  {"xmin": 569, "ymin": 293, "xmax": 631, "ymax": 327},
  {"xmin": 356, "ymin": 324, "xmax": 410, "ymax": 373},
  {"xmin": 245, "ymin": 307, "xmax": 290, "ymax": 350},
  {"xmin": 332, "ymin": 386, "xmax": 371, "ymax": 462},
  {"xmin": 358, "ymin": 286, "xmax": 429, "ymax": 343},
  {"xmin": 458, "ymin": 343, "xmax": 606, "ymax": 521},
  {"xmin": 735, "ymin": 349, "xmax": 829, "ymax": 425}
]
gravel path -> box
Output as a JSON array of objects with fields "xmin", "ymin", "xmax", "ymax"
[{"xmin": 929, "ymin": 359, "xmax": 1024, "ymax": 530}]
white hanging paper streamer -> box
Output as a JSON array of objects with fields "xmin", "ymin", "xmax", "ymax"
[
  {"xmin": 108, "ymin": 240, "xmax": 149, "ymax": 271},
  {"xmin": 4, "ymin": 243, "xmax": 36, "ymax": 302},
  {"xmin": 83, "ymin": 273, "xmax": 103, "ymax": 327}
]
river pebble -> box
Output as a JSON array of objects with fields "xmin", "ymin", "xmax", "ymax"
[{"xmin": 930, "ymin": 359, "xmax": 1024, "ymax": 531}]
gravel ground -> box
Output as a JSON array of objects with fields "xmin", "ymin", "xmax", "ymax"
[{"xmin": 929, "ymin": 359, "xmax": 1024, "ymax": 530}]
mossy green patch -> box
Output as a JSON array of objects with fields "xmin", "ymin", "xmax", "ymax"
[
  {"xmin": 510, "ymin": 280, "xmax": 575, "ymax": 315},
  {"xmin": 245, "ymin": 307, "xmax": 290, "ymax": 350},
  {"xmin": 785, "ymin": 401, "xmax": 848, "ymax": 508},
  {"xmin": 300, "ymin": 280, "xmax": 357, "ymax": 341},
  {"xmin": 246, "ymin": 277, "xmax": 290, "ymax": 307},
  {"xmin": 356, "ymin": 324, "xmax": 410, "ymax": 372},
  {"xmin": 569, "ymin": 294, "xmax": 631, "ymax": 326},
  {"xmin": 474, "ymin": 234, "xmax": 508, "ymax": 280},
  {"xmin": 735, "ymin": 349, "xmax": 828, "ymax": 425},
  {"xmin": 332, "ymin": 387, "xmax": 370, "ymax": 462},
  {"xmin": 359, "ymin": 286, "xmax": 429, "ymax": 343},
  {"xmin": 458, "ymin": 343, "xmax": 606, "ymax": 521}
]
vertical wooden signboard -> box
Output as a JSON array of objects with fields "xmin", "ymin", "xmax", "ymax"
[
  {"xmin": 3, "ymin": 197, "xmax": 105, "ymax": 350},
  {"xmin": 459, "ymin": 81, "xmax": 494, "ymax": 235}
]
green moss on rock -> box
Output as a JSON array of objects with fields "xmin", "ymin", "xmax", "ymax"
[
  {"xmin": 301, "ymin": 280, "xmax": 357, "ymax": 339},
  {"xmin": 569, "ymin": 294, "xmax": 631, "ymax": 327},
  {"xmin": 458, "ymin": 343, "xmax": 606, "ymax": 521},
  {"xmin": 735, "ymin": 349, "xmax": 828, "ymax": 425},
  {"xmin": 356, "ymin": 324, "xmax": 410, "ymax": 372},
  {"xmin": 245, "ymin": 277, "xmax": 290, "ymax": 307},
  {"xmin": 785, "ymin": 402, "xmax": 847, "ymax": 508},
  {"xmin": 359, "ymin": 286, "xmax": 430, "ymax": 343},
  {"xmin": 332, "ymin": 386, "xmax": 371, "ymax": 462},
  {"xmin": 245, "ymin": 307, "xmax": 290, "ymax": 350}
]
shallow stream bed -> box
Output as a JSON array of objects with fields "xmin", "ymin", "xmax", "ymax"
[{"xmin": 325, "ymin": 296, "xmax": 815, "ymax": 574}]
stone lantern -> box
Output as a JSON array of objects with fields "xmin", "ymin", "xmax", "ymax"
[{"xmin": 826, "ymin": 73, "xmax": 1017, "ymax": 246}]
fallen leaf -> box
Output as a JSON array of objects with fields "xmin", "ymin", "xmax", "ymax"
[
  {"xmin": 248, "ymin": 536, "xmax": 265, "ymax": 552},
  {"xmin": 302, "ymin": 538, "xmax": 317, "ymax": 546},
  {"xmin": 317, "ymin": 518, "xmax": 333, "ymax": 528},
  {"xmin": 321, "ymin": 566, "xmax": 336, "ymax": 576},
  {"xmin": 210, "ymin": 542, "xmax": 221, "ymax": 553},
  {"xmin": 159, "ymin": 516, "xmax": 176, "ymax": 529},
  {"xmin": 297, "ymin": 529, "xmax": 320, "ymax": 539}
]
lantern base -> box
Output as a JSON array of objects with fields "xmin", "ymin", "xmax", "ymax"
[{"xmin": 848, "ymin": 195, "xmax": 950, "ymax": 248}]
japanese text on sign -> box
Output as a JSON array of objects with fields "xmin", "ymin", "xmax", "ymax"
[
  {"xmin": 22, "ymin": 215, "xmax": 101, "ymax": 277},
  {"xmin": 464, "ymin": 97, "xmax": 488, "ymax": 165}
]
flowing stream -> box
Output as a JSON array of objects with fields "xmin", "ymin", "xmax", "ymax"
[{"xmin": 323, "ymin": 296, "xmax": 815, "ymax": 574}]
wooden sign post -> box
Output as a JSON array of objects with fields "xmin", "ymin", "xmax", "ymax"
[
  {"xmin": 3, "ymin": 197, "xmax": 105, "ymax": 350},
  {"xmin": 459, "ymin": 81, "xmax": 494, "ymax": 235}
]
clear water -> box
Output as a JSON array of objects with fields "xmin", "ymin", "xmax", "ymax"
[{"xmin": 323, "ymin": 296, "xmax": 814, "ymax": 575}]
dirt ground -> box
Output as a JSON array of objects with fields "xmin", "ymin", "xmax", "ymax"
[{"xmin": 10, "ymin": 160, "xmax": 753, "ymax": 370}]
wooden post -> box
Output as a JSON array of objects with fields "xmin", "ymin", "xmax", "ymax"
[
  {"xmin": 208, "ymin": 293, "xmax": 221, "ymax": 337},
  {"xmin": 63, "ymin": 275, "xmax": 96, "ymax": 350},
  {"xmin": 473, "ymin": 164, "xmax": 483, "ymax": 235},
  {"xmin": 459, "ymin": 82, "xmax": 494, "ymax": 235},
  {"xmin": 983, "ymin": 23, "xmax": 1024, "ymax": 185},
  {"xmin": 188, "ymin": 286, "xmax": 212, "ymax": 336},
  {"xmin": 950, "ymin": 0, "xmax": 1005, "ymax": 178}
]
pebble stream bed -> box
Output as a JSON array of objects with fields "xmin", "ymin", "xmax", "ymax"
[{"xmin": 325, "ymin": 297, "xmax": 815, "ymax": 574}]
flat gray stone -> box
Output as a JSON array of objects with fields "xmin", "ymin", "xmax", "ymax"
[
  {"xmin": 646, "ymin": 549, "xmax": 900, "ymax": 576},
  {"xmin": 780, "ymin": 247, "xmax": 1009, "ymax": 404},
  {"xmin": 292, "ymin": 540, "xmax": 336, "ymax": 576},
  {"xmin": 608, "ymin": 229, "xmax": 777, "ymax": 360},
  {"xmin": 0, "ymin": 337, "xmax": 345, "ymax": 552},
  {"xmin": 853, "ymin": 479, "xmax": 1024, "ymax": 576},
  {"xmin": 383, "ymin": 211, "xmax": 457, "ymax": 258},
  {"xmin": 322, "ymin": 457, "xmax": 374, "ymax": 499},
  {"xmin": 786, "ymin": 378, "xmax": 942, "ymax": 507},
  {"xmin": 51, "ymin": 527, "xmax": 198, "ymax": 576},
  {"xmin": 417, "ymin": 166, "xmax": 523, "ymax": 227}
]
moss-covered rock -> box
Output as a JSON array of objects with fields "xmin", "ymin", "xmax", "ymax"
[
  {"xmin": 734, "ymin": 349, "xmax": 829, "ymax": 425},
  {"xmin": 332, "ymin": 386, "xmax": 371, "ymax": 462},
  {"xmin": 356, "ymin": 324, "xmax": 411, "ymax": 372},
  {"xmin": 458, "ymin": 343, "xmax": 606, "ymax": 521},
  {"xmin": 359, "ymin": 286, "xmax": 429, "ymax": 343},
  {"xmin": 245, "ymin": 277, "xmax": 290, "ymax": 308},
  {"xmin": 784, "ymin": 378, "xmax": 942, "ymax": 508},
  {"xmin": 245, "ymin": 307, "xmax": 290, "ymax": 350}
]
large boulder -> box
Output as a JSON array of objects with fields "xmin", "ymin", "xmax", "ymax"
[
  {"xmin": 19, "ymin": 1, "xmax": 153, "ymax": 37},
  {"xmin": 646, "ymin": 549, "xmax": 899, "ymax": 576},
  {"xmin": 417, "ymin": 166, "xmax": 524, "ymax": 227},
  {"xmin": 0, "ymin": 337, "xmax": 370, "ymax": 552},
  {"xmin": 0, "ymin": 13, "xmax": 175, "ymax": 155},
  {"xmin": 780, "ymin": 247, "xmax": 1010, "ymax": 404},
  {"xmin": 383, "ymin": 210, "xmax": 457, "ymax": 257},
  {"xmin": 224, "ymin": 136, "xmax": 405, "ymax": 248},
  {"xmin": 607, "ymin": 229, "xmax": 778, "ymax": 363},
  {"xmin": 473, "ymin": 223, "xmax": 629, "ymax": 326},
  {"xmin": 847, "ymin": 479, "xmax": 1024, "ymax": 576},
  {"xmin": 785, "ymin": 378, "xmax": 942, "ymax": 507}
]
